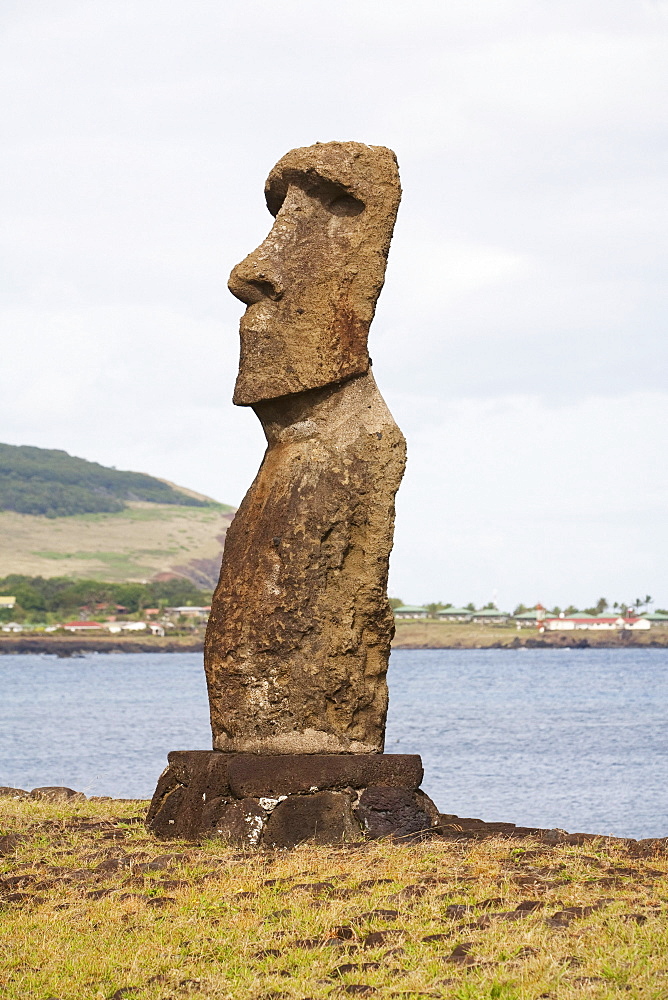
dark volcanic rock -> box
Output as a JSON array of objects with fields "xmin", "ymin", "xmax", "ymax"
[
  {"xmin": 30, "ymin": 787, "xmax": 85, "ymax": 801},
  {"xmin": 205, "ymin": 798, "xmax": 266, "ymax": 846},
  {"xmin": 0, "ymin": 786, "xmax": 29, "ymax": 799},
  {"xmin": 227, "ymin": 753, "xmax": 423, "ymax": 797},
  {"xmin": 146, "ymin": 751, "xmax": 233, "ymax": 839},
  {"xmin": 146, "ymin": 751, "xmax": 427, "ymax": 842},
  {"xmin": 354, "ymin": 787, "xmax": 439, "ymax": 839},
  {"xmin": 0, "ymin": 833, "xmax": 25, "ymax": 856},
  {"xmin": 263, "ymin": 791, "xmax": 361, "ymax": 848}
]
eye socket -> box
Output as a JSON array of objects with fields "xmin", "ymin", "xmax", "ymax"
[
  {"xmin": 309, "ymin": 178, "xmax": 365, "ymax": 217},
  {"xmin": 327, "ymin": 193, "xmax": 364, "ymax": 217}
]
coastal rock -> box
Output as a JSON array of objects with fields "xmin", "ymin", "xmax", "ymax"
[
  {"xmin": 0, "ymin": 833, "xmax": 25, "ymax": 855},
  {"xmin": 0, "ymin": 786, "xmax": 29, "ymax": 800},
  {"xmin": 205, "ymin": 142, "xmax": 404, "ymax": 755},
  {"xmin": 30, "ymin": 786, "xmax": 85, "ymax": 801}
]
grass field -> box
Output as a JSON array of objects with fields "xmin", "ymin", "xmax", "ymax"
[
  {"xmin": 391, "ymin": 621, "xmax": 668, "ymax": 649},
  {"xmin": 1, "ymin": 796, "xmax": 667, "ymax": 999},
  {"xmin": 0, "ymin": 502, "xmax": 235, "ymax": 586}
]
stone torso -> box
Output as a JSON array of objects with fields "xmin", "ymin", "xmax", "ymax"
[{"xmin": 204, "ymin": 371, "xmax": 406, "ymax": 754}]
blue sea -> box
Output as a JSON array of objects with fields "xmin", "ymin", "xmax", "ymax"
[{"xmin": 1, "ymin": 648, "xmax": 666, "ymax": 840}]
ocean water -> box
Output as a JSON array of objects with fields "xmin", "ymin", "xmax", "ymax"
[{"xmin": 1, "ymin": 647, "xmax": 666, "ymax": 839}]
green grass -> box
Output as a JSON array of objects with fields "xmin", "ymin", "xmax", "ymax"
[
  {"xmin": 2, "ymin": 797, "xmax": 668, "ymax": 999},
  {"xmin": 392, "ymin": 620, "xmax": 668, "ymax": 649},
  {"xmin": 0, "ymin": 502, "xmax": 234, "ymax": 586}
]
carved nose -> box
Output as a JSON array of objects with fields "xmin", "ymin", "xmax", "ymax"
[{"xmin": 228, "ymin": 256, "xmax": 284, "ymax": 305}]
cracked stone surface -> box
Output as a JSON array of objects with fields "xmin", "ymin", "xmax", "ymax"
[
  {"xmin": 204, "ymin": 141, "xmax": 405, "ymax": 755},
  {"xmin": 145, "ymin": 753, "xmax": 431, "ymax": 843}
]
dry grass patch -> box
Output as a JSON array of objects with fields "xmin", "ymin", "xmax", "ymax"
[{"xmin": 1, "ymin": 797, "xmax": 667, "ymax": 999}]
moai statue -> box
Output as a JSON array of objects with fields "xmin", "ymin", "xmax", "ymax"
[
  {"xmin": 205, "ymin": 141, "xmax": 405, "ymax": 755},
  {"xmin": 147, "ymin": 143, "xmax": 439, "ymax": 846}
]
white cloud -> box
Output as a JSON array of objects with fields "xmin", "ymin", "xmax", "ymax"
[
  {"xmin": 388, "ymin": 391, "xmax": 668, "ymax": 608},
  {"xmin": 387, "ymin": 241, "xmax": 531, "ymax": 312},
  {"xmin": 1, "ymin": 0, "xmax": 666, "ymax": 605},
  {"xmin": 1, "ymin": 302, "xmax": 266, "ymax": 503}
]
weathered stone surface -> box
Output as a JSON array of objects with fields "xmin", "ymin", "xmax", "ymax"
[
  {"xmin": 167, "ymin": 749, "xmax": 233, "ymax": 797},
  {"xmin": 146, "ymin": 751, "xmax": 233, "ymax": 839},
  {"xmin": 204, "ymin": 798, "xmax": 266, "ymax": 847},
  {"xmin": 230, "ymin": 141, "xmax": 401, "ymax": 405},
  {"xmin": 263, "ymin": 791, "xmax": 361, "ymax": 848},
  {"xmin": 0, "ymin": 786, "xmax": 29, "ymax": 799},
  {"xmin": 354, "ymin": 787, "xmax": 440, "ymax": 839},
  {"xmin": 149, "ymin": 757, "xmax": 442, "ymax": 846},
  {"xmin": 205, "ymin": 142, "xmax": 405, "ymax": 755},
  {"xmin": 227, "ymin": 753, "xmax": 423, "ymax": 797},
  {"xmin": 146, "ymin": 752, "xmax": 425, "ymax": 839},
  {"xmin": 30, "ymin": 786, "xmax": 85, "ymax": 801}
]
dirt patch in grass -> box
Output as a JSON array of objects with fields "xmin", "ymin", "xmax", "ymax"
[{"xmin": 1, "ymin": 797, "xmax": 667, "ymax": 998}]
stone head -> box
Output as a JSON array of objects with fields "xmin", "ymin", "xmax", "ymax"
[{"xmin": 228, "ymin": 141, "xmax": 401, "ymax": 406}]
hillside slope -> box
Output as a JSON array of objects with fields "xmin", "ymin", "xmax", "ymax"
[
  {"xmin": 0, "ymin": 444, "xmax": 236, "ymax": 588},
  {"xmin": 0, "ymin": 443, "xmax": 217, "ymax": 517}
]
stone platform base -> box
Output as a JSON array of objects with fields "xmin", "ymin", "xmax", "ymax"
[{"xmin": 146, "ymin": 751, "xmax": 440, "ymax": 848}]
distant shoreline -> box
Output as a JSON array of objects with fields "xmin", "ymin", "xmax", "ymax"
[
  {"xmin": 2, "ymin": 626, "xmax": 668, "ymax": 655},
  {"xmin": 0, "ymin": 636, "xmax": 204, "ymax": 656}
]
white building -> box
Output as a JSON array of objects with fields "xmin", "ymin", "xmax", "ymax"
[{"xmin": 543, "ymin": 614, "xmax": 650, "ymax": 631}]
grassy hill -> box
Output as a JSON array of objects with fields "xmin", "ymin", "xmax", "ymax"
[
  {"xmin": 0, "ymin": 445, "xmax": 236, "ymax": 588},
  {"xmin": 0, "ymin": 443, "xmax": 218, "ymax": 517}
]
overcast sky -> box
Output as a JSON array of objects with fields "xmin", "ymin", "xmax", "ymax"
[{"xmin": 2, "ymin": 0, "xmax": 667, "ymax": 609}]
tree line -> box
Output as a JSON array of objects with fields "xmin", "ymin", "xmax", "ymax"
[
  {"xmin": 390, "ymin": 595, "xmax": 667, "ymax": 616},
  {"xmin": 0, "ymin": 575, "xmax": 212, "ymax": 622},
  {"xmin": 0, "ymin": 442, "xmax": 219, "ymax": 517}
]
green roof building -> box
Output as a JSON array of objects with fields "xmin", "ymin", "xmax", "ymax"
[
  {"xmin": 641, "ymin": 612, "xmax": 668, "ymax": 625},
  {"xmin": 470, "ymin": 608, "xmax": 510, "ymax": 623}
]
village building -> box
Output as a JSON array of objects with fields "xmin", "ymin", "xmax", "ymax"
[
  {"xmin": 0, "ymin": 596, "xmax": 16, "ymax": 610},
  {"xmin": 436, "ymin": 607, "xmax": 472, "ymax": 621},
  {"xmin": 513, "ymin": 604, "xmax": 553, "ymax": 627},
  {"xmin": 63, "ymin": 621, "xmax": 104, "ymax": 632},
  {"xmin": 165, "ymin": 606, "xmax": 211, "ymax": 620},
  {"xmin": 105, "ymin": 620, "xmax": 166, "ymax": 636},
  {"xmin": 105, "ymin": 621, "xmax": 148, "ymax": 633},
  {"xmin": 641, "ymin": 612, "xmax": 668, "ymax": 626},
  {"xmin": 393, "ymin": 605, "xmax": 429, "ymax": 619},
  {"xmin": 543, "ymin": 614, "xmax": 650, "ymax": 631},
  {"xmin": 469, "ymin": 608, "xmax": 510, "ymax": 624}
]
